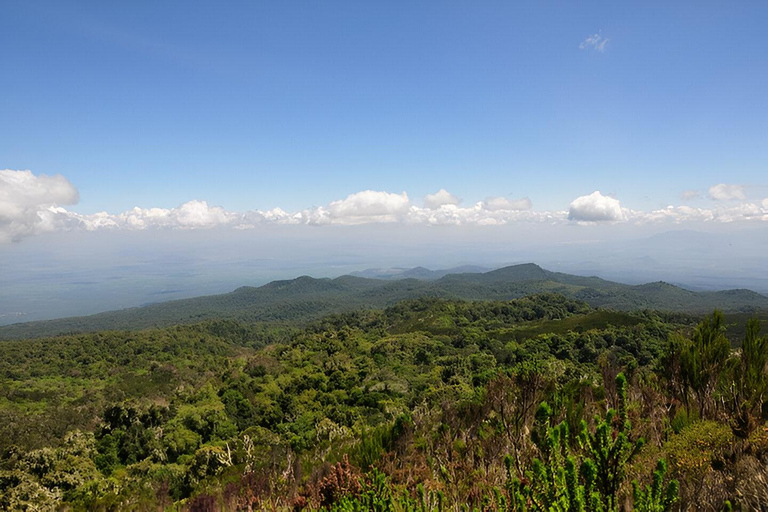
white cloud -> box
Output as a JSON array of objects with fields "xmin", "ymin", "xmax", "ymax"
[
  {"xmin": 324, "ymin": 190, "xmax": 411, "ymax": 223},
  {"xmin": 713, "ymin": 202, "xmax": 765, "ymax": 222},
  {"xmin": 82, "ymin": 201, "xmax": 238, "ymax": 230},
  {"xmin": 405, "ymin": 202, "xmax": 561, "ymax": 226},
  {"xmin": 680, "ymin": 190, "xmax": 700, "ymax": 200},
  {"xmin": 171, "ymin": 200, "xmax": 235, "ymax": 228},
  {"xmin": 0, "ymin": 169, "xmax": 80, "ymax": 242},
  {"xmin": 482, "ymin": 196, "xmax": 532, "ymax": 211},
  {"xmin": 423, "ymin": 189, "xmax": 461, "ymax": 209},
  {"xmin": 763, "ymin": 198, "xmax": 768, "ymax": 209},
  {"xmin": 628, "ymin": 202, "xmax": 768, "ymax": 224},
  {"xmin": 709, "ymin": 183, "xmax": 745, "ymax": 201},
  {"xmin": 579, "ymin": 33, "xmax": 609, "ymax": 52},
  {"xmin": 568, "ymin": 191, "xmax": 625, "ymax": 222}
]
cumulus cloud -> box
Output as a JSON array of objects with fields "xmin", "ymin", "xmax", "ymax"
[
  {"xmin": 482, "ymin": 196, "xmax": 532, "ymax": 211},
  {"xmin": 568, "ymin": 191, "xmax": 625, "ymax": 222},
  {"xmin": 40, "ymin": 200, "xmax": 238, "ymax": 233},
  {"xmin": 709, "ymin": 183, "xmax": 745, "ymax": 201},
  {"xmin": 0, "ymin": 169, "xmax": 80, "ymax": 242},
  {"xmin": 763, "ymin": 198, "xmax": 768, "ymax": 209},
  {"xmin": 405, "ymin": 201, "xmax": 562, "ymax": 226},
  {"xmin": 680, "ymin": 190, "xmax": 700, "ymax": 200},
  {"xmin": 170, "ymin": 200, "xmax": 235, "ymax": 228},
  {"xmin": 113, "ymin": 200, "xmax": 237, "ymax": 230},
  {"xmin": 324, "ymin": 190, "xmax": 410, "ymax": 223},
  {"xmin": 579, "ymin": 33, "xmax": 609, "ymax": 52},
  {"xmin": 423, "ymin": 189, "xmax": 461, "ymax": 209}
]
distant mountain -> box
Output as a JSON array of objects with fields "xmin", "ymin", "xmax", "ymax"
[
  {"xmin": 350, "ymin": 265, "xmax": 491, "ymax": 280},
  {"xmin": 2, "ymin": 263, "xmax": 767, "ymax": 340}
]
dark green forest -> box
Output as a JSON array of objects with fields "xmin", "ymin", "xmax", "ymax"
[{"xmin": 1, "ymin": 294, "xmax": 768, "ymax": 510}]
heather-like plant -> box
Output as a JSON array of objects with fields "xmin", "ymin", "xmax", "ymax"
[
  {"xmin": 507, "ymin": 373, "xmax": 676, "ymax": 512},
  {"xmin": 577, "ymin": 373, "xmax": 644, "ymax": 510},
  {"xmin": 632, "ymin": 459, "xmax": 679, "ymax": 512}
]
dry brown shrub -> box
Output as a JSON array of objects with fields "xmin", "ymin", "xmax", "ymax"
[
  {"xmin": 734, "ymin": 456, "xmax": 768, "ymax": 510},
  {"xmin": 186, "ymin": 493, "xmax": 218, "ymax": 512},
  {"xmin": 298, "ymin": 455, "xmax": 362, "ymax": 508},
  {"xmin": 291, "ymin": 495, "xmax": 308, "ymax": 512},
  {"xmin": 317, "ymin": 456, "xmax": 362, "ymax": 506}
]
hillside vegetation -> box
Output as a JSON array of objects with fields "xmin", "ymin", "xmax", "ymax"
[
  {"xmin": 2, "ymin": 294, "xmax": 767, "ymax": 510},
  {"xmin": 2, "ymin": 263, "xmax": 767, "ymax": 340}
]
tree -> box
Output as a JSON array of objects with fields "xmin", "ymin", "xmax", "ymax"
[
  {"xmin": 486, "ymin": 361, "xmax": 547, "ymax": 473},
  {"xmin": 728, "ymin": 317, "xmax": 768, "ymax": 438},
  {"xmin": 678, "ymin": 311, "xmax": 731, "ymax": 418}
]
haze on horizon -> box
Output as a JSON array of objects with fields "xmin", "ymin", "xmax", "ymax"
[{"xmin": 2, "ymin": 1, "xmax": 767, "ymax": 323}]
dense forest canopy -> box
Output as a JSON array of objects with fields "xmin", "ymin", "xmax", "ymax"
[{"xmin": 1, "ymin": 294, "xmax": 767, "ymax": 510}]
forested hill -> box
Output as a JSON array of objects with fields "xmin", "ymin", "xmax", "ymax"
[{"xmin": 2, "ymin": 263, "xmax": 768, "ymax": 340}]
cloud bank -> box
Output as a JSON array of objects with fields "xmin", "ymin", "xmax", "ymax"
[
  {"xmin": 2, "ymin": 170, "xmax": 768, "ymax": 243},
  {"xmin": 483, "ymin": 196, "xmax": 532, "ymax": 212}
]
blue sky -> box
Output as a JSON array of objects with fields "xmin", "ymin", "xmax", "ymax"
[
  {"xmin": 2, "ymin": 2, "xmax": 768, "ymax": 321},
  {"xmin": 3, "ymin": 1, "xmax": 767, "ymax": 216}
]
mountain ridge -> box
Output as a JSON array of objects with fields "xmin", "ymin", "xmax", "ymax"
[
  {"xmin": 2, "ymin": 263, "xmax": 767, "ymax": 340},
  {"xmin": 350, "ymin": 264, "xmax": 491, "ymax": 280}
]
